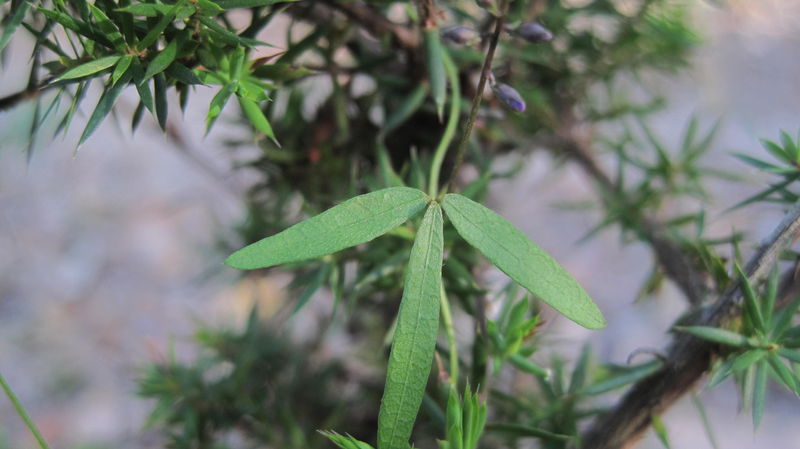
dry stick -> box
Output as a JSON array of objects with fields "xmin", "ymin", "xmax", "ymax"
[
  {"xmin": 581, "ymin": 202, "xmax": 800, "ymax": 449},
  {"xmin": 444, "ymin": 5, "xmax": 509, "ymax": 194},
  {"xmin": 322, "ymin": 0, "xmax": 419, "ymax": 50}
]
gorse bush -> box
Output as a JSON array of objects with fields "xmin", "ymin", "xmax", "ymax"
[{"xmin": 2, "ymin": 0, "xmax": 800, "ymax": 448}]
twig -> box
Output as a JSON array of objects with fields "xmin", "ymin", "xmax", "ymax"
[
  {"xmin": 321, "ymin": 0, "xmax": 419, "ymax": 50},
  {"xmin": 581, "ymin": 202, "xmax": 800, "ymax": 449},
  {"xmin": 445, "ymin": 2, "xmax": 510, "ymax": 193},
  {"xmin": 0, "ymin": 371, "xmax": 52, "ymax": 449},
  {"xmin": 0, "ymin": 78, "xmax": 54, "ymax": 112}
]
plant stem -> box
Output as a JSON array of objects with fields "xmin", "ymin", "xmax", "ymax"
[
  {"xmin": 439, "ymin": 284, "xmax": 458, "ymax": 388},
  {"xmin": 428, "ymin": 49, "xmax": 460, "ymax": 198},
  {"xmin": 0, "ymin": 371, "xmax": 51, "ymax": 449},
  {"xmin": 445, "ymin": 3, "xmax": 509, "ymax": 193}
]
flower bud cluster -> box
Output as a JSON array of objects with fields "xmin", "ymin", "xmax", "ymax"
[{"xmin": 438, "ymin": 15, "xmax": 553, "ymax": 114}]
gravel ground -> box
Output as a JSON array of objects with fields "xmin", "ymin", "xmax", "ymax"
[{"xmin": 1, "ymin": 1, "xmax": 800, "ymax": 448}]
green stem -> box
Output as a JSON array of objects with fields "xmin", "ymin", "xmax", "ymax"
[
  {"xmin": 0, "ymin": 371, "xmax": 51, "ymax": 449},
  {"xmin": 445, "ymin": 1, "xmax": 509, "ymax": 192},
  {"xmin": 439, "ymin": 284, "xmax": 458, "ymax": 388},
  {"xmin": 428, "ymin": 49, "xmax": 461, "ymax": 198}
]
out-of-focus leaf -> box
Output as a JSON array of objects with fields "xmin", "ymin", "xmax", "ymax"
[
  {"xmin": 424, "ymin": 29, "xmax": 446, "ymax": 121},
  {"xmin": 651, "ymin": 415, "xmax": 671, "ymax": 449},
  {"xmin": 154, "ymin": 73, "xmax": 168, "ymax": 130},
  {"xmin": 206, "ymin": 82, "xmax": 236, "ymax": 133},
  {"xmin": 583, "ymin": 361, "xmax": 662, "ymax": 395},
  {"xmin": 484, "ymin": 423, "xmax": 572, "ymax": 442},
  {"xmin": 752, "ymin": 361, "xmax": 767, "ymax": 428},
  {"xmin": 0, "ymin": 0, "xmax": 30, "ymax": 53},
  {"xmin": 237, "ymin": 95, "xmax": 278, "ymax": 146},
  {"xmin": 88, "ymin": 3, "xmax": 126, "ymax": 52},
  {"xmin": 167, "ymin": 63, "xmax": 203, "ymax": 85},
  {"xmin": 215, "ymin": 0, "xmax": 298, "ymax": 9},
  {"xmin": 78, "ymin": 70, "xmax": 131, "ymax": 145},
  {"xmin": 676, "ymin": 326, "xmax": 750, "ymax": 348},
  {"xmin": 116, "ymin": 3, "xmax": 172, "ymax": 16}
]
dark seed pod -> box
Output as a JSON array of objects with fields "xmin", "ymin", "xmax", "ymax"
[
  {"xmin": 515, "ymin": 22, "xmax": 553, "ymax": 43},
  {"xmin": 441, "ymin": 26, "xmax": 480, "ymax": 45},
  {"xmin": 492, "ymin": 83, "xmax": 526, "ymax": 112}
]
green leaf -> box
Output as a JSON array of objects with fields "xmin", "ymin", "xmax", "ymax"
[
  {"xmin": 441, "ymin": 194, "xmax": 606, "ymax": 329},
  {"xmin": 87, "ymin": 3, "xmax": 126, "ymax": 52},
  {"xmin": 377, "ymin": 203, "xmax": 443, "ymax": 449},
  {"xmin": 569, "ymin": 343, "xmax": 592, "ymax": 393},
  {"xmin": 56, "ymin": 55, "xmax": 121, "ymax": 81},
  {"xmin": 583, "ymin": 360, "xmax": 662, "ymax": 395},
  {"xmin": 445, "ymin": 388, "xmax": 463, "ymax": 449},
  {"xmin": 144, "ymin": 39, "xmax": 179, "ymax": 80},
  {"xmin": 167, "ymin": 63, "xmax": 203, "ymax": 85},
  {"xmin": 196, "ymin": 0, "xmax": 223, "ymax": 16},
  {"xmin": 0, "ymin": 0, "xmax": 30, "ymax": 53},
  {"xmin": 292, "ymin": 263, "xmax": 331, "ymax": 315},
  {"xmin": 251, "ymin": 62, "xmax": 314, "ymax": 82},
  {"xmin": 319, "ymin": 430, "xmax": 375, "ymax": 449},
  {"xmin": 735, "ymin": 264, "xmax": 766, "ymax": 332},
  {"xmin": 424, "ymin": 29, "xmax": 446, "ymax": 121},
  {"xmin": 237, "ymin": 95, "xmax": 279, "ymax": 146},
  {"xmin": 154, "ymin": 73, "xmax": 168, "ymax": 130},
  {"xmin": 226, "ymin": 188, "xmax": 429, "ymax": 269},
  {"xmin": 137, "ymin": 2, "xmax": 181, "ymax": 49},
  {"xmin": 78, "ymin": 70, "xmax": 132, "ymax": 145},
  {"xmin": 752, "ymin": 361, "xmax": 767, "ymax": 428},
  {"xmin": 116, "ymin": 3, "xmax": 173, "ymax": 17},
  {"xmin": 37, "ymin": 7, "xmax": 101, "ymax": 42},
  {"xmin": 111, "ymin": 54, "xmax": 134, "ymax": 85},
  {"xmin": 130, "ymin": 59, "xmax": 155, "ymax": 113},
  {"xmin": 214, "ymin": 0, "xmax": 298, "ymax": 9},
  {"xmin": 484, "ymin": 423, "xmax": 572, "ymax": 442},
  {"xmin": 767, "ymin": 353, "xmax": 798, "ymax": 393},
  {"xmin": 206, "ymin": 82, "xmax": 236, "ymax": 132},
  {"xmin": 382, "ymin": 83, "xmax": 427, "ymax": 135},
  {"xmin": 676, "ymin": 326, "xmax": 750, "ymax": 348},
  {"xmin": 508, "ymin": 354, "xmax": 549, "ymax": 378},
  {"xmin": 777, "ymin": 347, "xmax": 800, "ymax": 363},
  {"xmin": 198, "ymin": 16, "xmax": 265, "ymax": 47},
  {"xmin": 730, "ymin": 349, "xmax": 767, "ymax": 372},
  {"xmin": 651, "ymin": 415, "xmax": 671, "ymax": 449}
]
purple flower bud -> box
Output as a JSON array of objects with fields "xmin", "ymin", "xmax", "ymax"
[
  {"xmin": 515, "ymin": 22, "xmax": 553, "ymax": 43},
  {"xmin": 492, "ymin": 83, "xmax": 526, "ymax": 112},
  {"xmin": 441, "ymin": 26, "xmax": 480, "ymax": 45}
]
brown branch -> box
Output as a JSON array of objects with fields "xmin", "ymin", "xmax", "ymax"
[
  {"xmin": 321, "ymin": 0, "xmax": 419, "ymax": 50},
  {"xmin": 0, "ymin": 78, "xmax": 55, "ymax": 112},
  {"xmin": 445, "ymin": 1, "xmax": 510, "ymax": 192},
  {"xmin": 581, "ymin": 202, "xmax": 800, "ymax": 449}
]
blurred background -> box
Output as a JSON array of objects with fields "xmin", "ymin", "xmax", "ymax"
[{"xmin": 1, "ymin": 1, "xmax": 800, "ymax": 448}]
